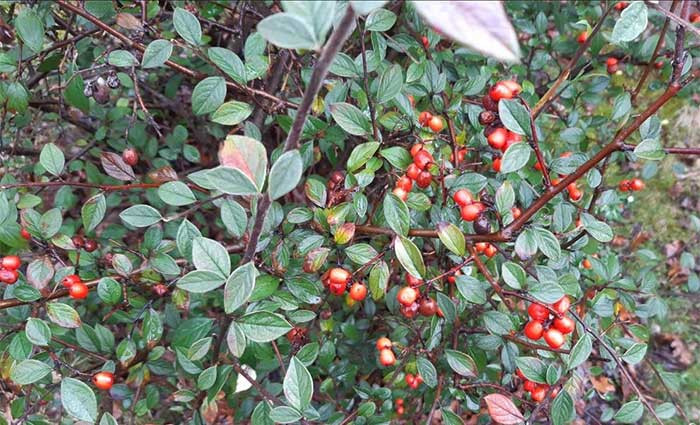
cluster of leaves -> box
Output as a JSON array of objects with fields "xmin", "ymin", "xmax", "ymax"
[{"xmin": 0, "ymin": 1, "xmax": 697, "ymax": 425}]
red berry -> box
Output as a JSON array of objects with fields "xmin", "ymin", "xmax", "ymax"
[
  {"xmin": 392, "ymin": 187, "xmax": 408, "ymax": 201},
  {"xmin": 416, "ymin": 171, "xmax": 432, "ymax": 188},
  {"xmin": 406, "ymin": 163, "xmax": 421, "ymax": 180},
  {"xmin": 413, "ymin": 150, "xmax": 433, "ymax": 170},
  {"xmin": 329, "ymin": 281, "xmax": 346, "ymax": 295},
  {"xmin": 607, "ymin": 63, "xmax": 619, "ymax": 74},
  {"xmin": 418, "ymin": 111, "xmax": 432, "ymax": 126},
  {"xmin": 447, "ymin": 270, "xmax": 461, "ymax": 284},
  {"xmin": 460, "ymin": 203, "xmax": 483, "ymax": 222},
  {"xmin": 501, "ymin": 80, "xmax": 522, "ymax": 95},
  {"xmin": 528, "ymin": 303, "xmax": 549, "ymax": 321},
  {"xmin": 475, "ymin": 242, "xmax": 488, "ymax": 253},
  {"xmin": 630, "ymin": 178, "xmax": 644, "ymax": 191},
  {"xmin": 569, "ymin": 188, "xmax": 583, "ymax": 201},
  {"xmin": 84, "ymin": 239, "xmax": 98, "ymax": 252},
  {"xmin": 349, "ymin": 283, "xmax": 367, "ymax": 301},
  {"xmin": 511, "ymin": 207, "xmax": 521, "ymax": 219},
  {"xmin": 492, "ymin": 157, "xmax": 501, "ymax": 173},
  {"xmin": 421, "ymin": 35, "xmax": 429, "ymax": 47},
  {"xmin": 122, "ymin": 147, "xmax": 139, "ymax": 166},
  {"xmin": 606, "ymin": 57, "xmax": 618, "ymax": 67},
  {"xmin": 654, "ymin": 60, "xmax": 664, "ymax": 69},
  {"xmin": 534, "ymin": 161, "xmax": 544, "ymax": 171},
  {"xmin": 69, "ymin": 282, "xmax": 89, "ymax": 299},
  {"xmin": 410, "ymin": 143, "xmax": 424, "ymax": 157},
  {"xmin": 405, "ymin": 373, "xmax": 415, "ymax": 387},
  {"xmin": 397, "ymin": 286, "xmax": 419, "ymax": 306},
  {"xmin": 523, "ymin": 380, "xmax": 536, "ymax": 392},
  {"xmin": 552, "ymin": 296, "xmax": 571, "ymax": 314},
  {"xmin": 0, "ymin": 269, "xmax": 18, "ymax": 284},
  {"xmin": 484, "ymin": 244, "xmax": 497, "ymax": 258},
  {"xmin": 553, "ymin": 316, "xmax": 575, "ymax": 334},
  {"xmin": 376, "ymin": 337, "xmax": 392, "ymax": 351},
  {"xmin": 619, "ymin": 179, "xmax": 630, "ymax": 191},
  {"xmin": 543, "ymin": 328, "xmax": 565, "ymax": 349},
  {"xmin": 482, "ymin": 94, "xmax": 499, "ymax": 112},
  {"xmin": 92, "ymin": 371, "xmax": 115, "ymax": 390},
  {"xmin": 406, "ymin": 273, "xmax": 423, "ymax": 287},
  {"xmin": 400, "ymin": 302, "xmax": 420, "ymax": 319},
  {"xmin": 577, "ymin": 31, "xmax": 588, "ymax": 44},
  {"xmin": 379, "ymin": 348, "xmax": 396, "ymax": 366},
  {"xmin": 428, "ymin": 116, "xmax": 444, "ymax": 132},
  {"xmin": 489, "ymin": 82, "xmax": 514, "ymax": 102},
  {"xmin": 1, "ymin": 255, "xmax": 21, "ymax": 270},
  {"xmin": 62, "ymin": 274, "xmax": 82, "ymax": 288},
  {"xmin": 487, "ymin": 128, "xmax": 508, "ymax": 150},
  {"xmin": 582, "ymin": 258, "xmax": 592, "ymax": 269},
  {"xmin": 419, "ymin": 297, "xmax": 438, "ymax": 316},
  {"xmin": 516, "ymin": 369, "xmax": 526, "ymax": 380},
  {"xmin": 71, "ymin": 235, "xmax": 85, "ymax": 248},
  {"xmin": 691, "ymin": 12, "xmax": 700, "ymax": 23},
  {"xmin": 396, "ymin": 406, "xmax": 405, "ymax": 415},
  {"xmin": 329, "ymin": 268, "xmax": 350, "ymax": 285},
  {"xmin": 614, "ymin": 2, "xmax": 628, "ymax": 11},
  {"xmin": 453, "ymin": 189, "xmax": 474, "ymax": 207},
  {"xmin": 20, "ymin": 228, "xmax": 31, "ymax": 240},
  {"xmin": 524, "ymin": 320, "xmax": 544, "ymax": 340},
  {"xmin": 531, "ymin": 384, "xmax": 548, "ymax": 402}
]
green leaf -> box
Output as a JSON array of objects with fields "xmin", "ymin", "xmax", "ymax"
[
  {"xmin": 11, "ymin": 359, "xmax": 52, "ymax": 385},
  {"xmin": 211, "ymin": 101, "xmax": 253, "ymax": 126},
  {"xmin": 515, "ymin": 228, "xmax": 538, "ymax": 259},
  {"xmin": 614, "ymin": 401, "xmax": 644, "ymax": 423},
  {"xmin": 347, "ymin": 142, "xmax": 380, "ymax": 171},
  {"xmin": 383, "ymin": 193, "xmax": 410, "ymax": 236},
  {"xmin": 345, "ymin": 243, "xmax": 378, "ymax": 265},
  {"xmin": 634, "ymin": 138, "xmax": 665, "ymax": 161},
  {"xmin": 15, "ymin": 8, "xmax": 44, "ymax": 53},
  {"xmin": 39, "ymin": 143, "xmax": 64, "ymax": 177},
  {"xmin": 191, "ymin": 76, "xmax": 226, "ymax": 116},
  {"xmin": 284, "ymin": 357, "xmax": 314, "ymax": 411},
  {"xmin": 82, "ymin": 194, "xmax": 106, "ymax": 233},
  {"xmin": 198, "ymin": 366, "xmax": 217, "ymax": 390},
  {"xmin": 533, "ymin": 227, "xmax": 561, "ymax": 260},
  {"xmin": 621, "ymin": 343, "xmax": 647, "ymax": 365},
  {"xmin": 441, "ymin": 408, "xmax": 466, "ymax": 425},
  {"xmin": 502, "ymin": 262, "xmax": 526, "ymax": 290},
  {"xmin": 551, "ymin": 390, "xmax": 574, "ymax": 425},
  {"xmin": 207, "ymin": 166, "xmax": 259, "ymax": 195},
  {"xmin": 120, "ymin": 204, "xmax": 162, "ymax": 227},
  {"xmin": 331, "ymin": 103, "xmax": 371, "ymax": 136},
  {"xmin": 97, "ymin": 277, "xmax": 122, "ymax": 305},
  {"xmin": 173, "ymin": 7, "xmax": 202, "ymax": 45},
  {"xmin": 268, "ymin": 406, "xmax": 302, "ymax": 424},
  {"xmin": 6, "ymin": 82, "xmax": 29, "ymax": 113},
  {"xmin": 226, "ymin": 322, "xmax": 247, "ymax": 357},
  {"xmin": 369, "ymin": 260, "xmax": 389, "ymax": 300},
  {"xmin": 220, "ymin": 199, "xmax": 247, "ymax": 238},
  {"xmin": 39, "ymin": 208, "xmax": 62, "ymax": 239},
  {"xmin": 25, "ymin": 318, "xmax": 51, "ymax": 346},
  {"xmin": 380, "ymin": 146, "xmax": 412, "ymax": 169},
  {"xmin": 483, "ymin": 311, "xmax": 514, "ymax": 335},
  {"xmin": 495, "ymin": 181, "xmax": 515, "ymax": 216},
  {"xmin": 257, "ymin": 13, "xmax": 318, "ymax": 50},
  {"xmin": 46, "ymin": 302, "xmax": 82, "ymax": 329},
  {"xmin": 238, "ymin": 311, "xmax": 293, "ymax": 343},
  {"xmin": 515, "ymin": 357, "xmax": 547, "ymax": 383},
  {"xmin": 500, "ymin": 142, "xmax": 532, "ymax": 174},
  {"xmin": 208, "ymin": 47, "xmax": 246, "ymax": 84},
  {"xmin": 567, "ymin": 334, "xmax": 592, "ymax": 370},
  {"xmin": 142, "ymin": 39, "xmax": 173, "ymax": 68},
  {"xmin": 61, "ymin": 377, "xmax": 98, "ymax": 423},
  {"xmin": 217, "ymin": 135, "xmax": 268, "ymax": 190},
  {"xmin": 158, "ymin": 181, "xmax": 196, "ymax": 206},
  {"xmin": 581, "ymin": 213, "xmax": 613, "ymax": 243},
  {"xmin": 456, "ymin": 275, "xmax": 487, "ymax": 304},
  {"xmin": 108, "ymin": 50, "xmax": 138, "ymax": 67},
  {"xmin": 445, "ymin": 349, "xmax": 477, "ymax": 377},
  {"xmin": 612, "ymin": 2, "xmax": 648, "ymax": 43},
  {"xmin": 436, "ymin": 221, "xmax": 465, "ymax": 256},
  {"xmin": 395, "ymin": 235, "xmax": 425, "ymax": 279},
  {"xmin": 268, "ymin": 150, "xmax": 303, "ymax": 200},
  {"xmin": 224, "ymin": 262, "xmax": 258, "ymax": 313},
  {"xmin": 498, "ymin": 99, "xmax": 531, "ymax": 137},
  {"xmin": 376, "ymin": 64, "xmax": 403, "ymax": 104},
  {"xmin": 611, "ymin": 92, "xmax": 631, "ymax": 121},
  {"xmin": 177, "ymin": 270, "xmax": 226, "ymax": 293},
  {"xmin": 192, "ymin": 237, "xmax": 231, "ymax": 277},
  {"xmin": 366, "ymin": 9, "xmax": 397, "ymax": 31},
  {"xmin": 416, "ymin": 356, "xmax": 438, "ymax": 388}
]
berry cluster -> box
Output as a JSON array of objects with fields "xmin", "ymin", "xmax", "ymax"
[
  {"xmin": 61, "ymin": 274, "xmax": 89, "ymax": 299},
  {"xmin": 393, "ymin": 143, "xmax": 435, "ymax": 200},
  {"xmin": 396, "ymin": 276, "xmax": 439, "ymax": 319},
  {"xmin": 523, "ymin": 296, "xmax": 574, "ymax": 349},
  {"xmin": 516, "ymin": 370, "xmax": 559, "ymax": 402},
  {"xmin": 0, "ymin": 255, "xmax": 21, "ymax": 284},
  {"xmin": 92, "ymin": 371, "xmax": 114, "ymax": 390},
  {"xmin": 376, "ymin": 337, "xmax": 396, "ymax": 366},
  {"xmin": 618, "ymin": 178, "xmax": 644, "ymax": 192},
  {"xmin": 480, "ymin": 80, "xmax": 523, "ymax": 172},
  {"xmin": 71, "ymin": 235, "xmax": 98, "ymax": 252},
  {"xmin": 321, "ymin": 267, "xmax": 367, "ymax": 301},
  {"xmin": 395, "ymin": 398, "xmax": 405, "ymax": 415},
  {"xmin": 417, "ymin": 111, "xmax": 444, "ymax": 133},
  {"xmin": 404, "ymin": 372, "xmax": 423, "ymax": 389}
]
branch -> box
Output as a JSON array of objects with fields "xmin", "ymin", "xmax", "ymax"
[
  {"xmin": 646, "ymin": 1, "xmax": 700, "ymax": 39},
  {"xmin": 518, "ymin": 96, "xmax": 551, "ymax": 188}
]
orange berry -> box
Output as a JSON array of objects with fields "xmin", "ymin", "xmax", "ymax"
[
  {"xmin": 379, "ymin": 348, "xmax": 396, "ymax": 366},
  {"xmin": 376, "ymin": 337, "xmax": 392, "ymax": 351},
  {"xmin": 92, "ymin": 371, "xmax": 115, "ymax": 390}
]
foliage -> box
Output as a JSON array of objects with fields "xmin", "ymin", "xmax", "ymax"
[{"xmin": 0, "ymin": 1, "xmax": 698, "ymax": 424}]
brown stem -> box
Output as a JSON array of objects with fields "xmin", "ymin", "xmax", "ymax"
[
  {"xmin": 646, "ymin": 1, "xmax": 700, "ymax": 39},
  {"xmin": 632, "ymin": 0, "xmax": 676, "ymax": 102},
  {"xmin": 518, "ymin": 95, "xmax": 551, "ymax": 188},
  {"xmin": 466, "ymin": 243, "xmax": 513, "ymax": 311}
]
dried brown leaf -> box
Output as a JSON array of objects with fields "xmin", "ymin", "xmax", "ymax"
[
  {"xmin": 484, "ymin": 394, "xmax": 524, "ymax": 425},
  {"xmin": 116, "ymin": 13, "xmax": 143, "ymax": 31},
  {"xmin": 100, "ymin": 152, "xmax": 136, "ymax": 181}
]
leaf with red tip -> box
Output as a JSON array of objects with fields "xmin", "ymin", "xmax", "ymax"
[
  {"xmin": 217, "ymin": 135, "xmax": 268, "ymax": 191},
  {"xmin": 484, "ymin": 394, "xmax": 524, "ymax": 425},
  {"xmin": 413, "ymin": 2, "xmax": 521, "ymax": 63}
]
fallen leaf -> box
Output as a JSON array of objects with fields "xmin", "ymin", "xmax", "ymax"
[
  {"xmin": 484, "ymin": 393, "xmax": 524, "ymax": 424},
  {"xmin": 590, "ymin": 375, "xmax": 615, "ymax": 394}
]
